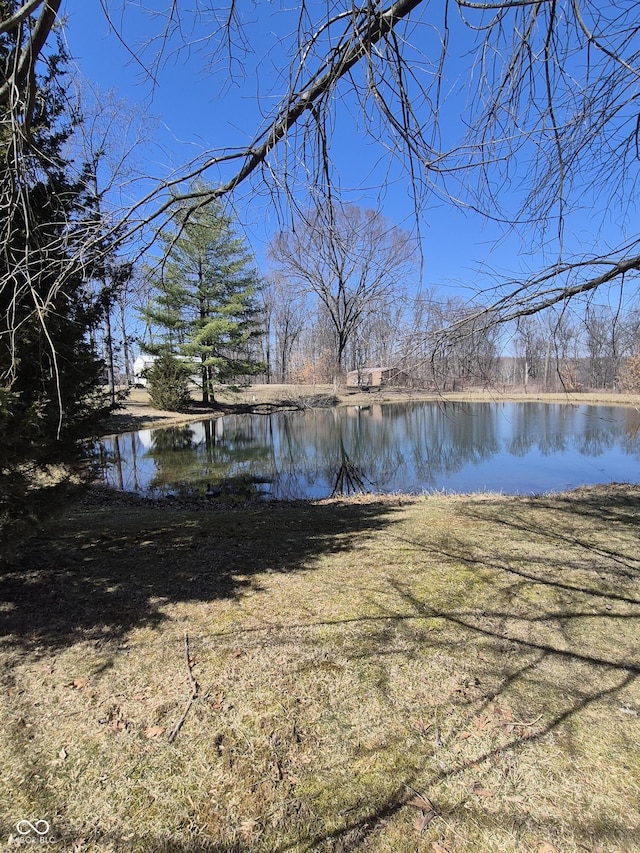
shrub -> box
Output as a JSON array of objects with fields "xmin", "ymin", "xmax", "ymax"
[{"xmin": 147, "ymin": 355, "xmax": 192, "ymax": 411}]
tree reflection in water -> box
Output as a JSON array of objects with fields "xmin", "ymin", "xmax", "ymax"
[
  {"xmin": 330, "ymin": 425, "xmax": 370, "ymax": 497},
  {"xmin": 97, "ymin": 402, "xmax": 640, "ymax": 498}
]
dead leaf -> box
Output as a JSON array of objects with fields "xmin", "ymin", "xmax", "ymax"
[
  {"xmin": 474, "ymin": 716, "xmax": 490, "ymax": 730},
  {"xmin": 537, "ymin": 845, "xmax": 558, "ymax": 853},
  {"xmin": 493, "ymin": 705, "xmax": 514, "ymax": 722},
  {"xmin": 472, "ymin": 782, "xmax": 493, "ymax": 798},
  {"xmin": 409, "ymin": 794, "xmax": 437, "ymax": 834},
  {"xmin": 144, "ymin": 725, "xmax": 165, "ymax": 739},
  {"xmin": 432, "ymin": 844, "xmax": 450, "ymax": 853},
  {"xmin": 67, "ymin": 677, "xmax": 89, "ymax": 690},
  {"xmin": 458, "ymin": 731, "xmax": 472, "ymax": 740},
  {"xmin": 231, "ymin": 650, "xmax": 242, "ymax": 658},
  {"xmin": 408, "ymin": 795, "xmax": 434, "ymax": 811},
  {"xmin": 211, "ymin": 693, "xmax": 226, "ymax": 711},
  {"xmin": 414, "ymin": 810, "xmax": 436, "ymax": 833}
]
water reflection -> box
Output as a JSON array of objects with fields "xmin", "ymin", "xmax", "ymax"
[{"xmin": 97, "ymin": 402, "xmax": 640, "ymax": 499}]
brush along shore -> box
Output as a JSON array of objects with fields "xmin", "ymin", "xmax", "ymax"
[{"xmin": 1, "ymin": 483, "xmax": 639, "ymax": 852}]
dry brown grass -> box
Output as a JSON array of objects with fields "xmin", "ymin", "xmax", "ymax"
[{"xmin": 1, "ymin": 485, "xmax": 639, "ymax": 851}]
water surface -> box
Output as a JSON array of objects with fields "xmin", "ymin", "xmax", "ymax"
[{"xmin": 98, "ymin": 401, "xmax": 640, "ymax": 499}]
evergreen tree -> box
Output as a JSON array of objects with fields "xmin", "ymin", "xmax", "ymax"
[
  {"xmin": 0, "ymin": 3, "xmax": 113, "ymax": 530},
  {"xmin": 147, "ymin": 353, "xmax": 192, "ymax": 412},
  {"xmin": 142, "ymin": 196, "xmax": 265, "ymax": 404}
]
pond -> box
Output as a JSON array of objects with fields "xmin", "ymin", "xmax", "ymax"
[{"xmin": 97, "ymin": 401, "xmax": 640, "ymax": 500}]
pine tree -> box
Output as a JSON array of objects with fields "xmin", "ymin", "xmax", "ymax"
[
  {"xmin": 0, "ymin": 3, "xmax": 113, "ymax": 531},
  {"xmin": 142, "ymin": 196, "xmax": 265, "ymax": 404}
]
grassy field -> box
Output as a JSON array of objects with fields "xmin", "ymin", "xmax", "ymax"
[{"xmin": 1, "ymin": 484, "xmax": 639, "ymax": 852}]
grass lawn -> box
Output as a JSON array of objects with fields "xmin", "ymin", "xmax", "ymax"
[{"xmin": 0, "ymin": 485, "xmax": 639, "ymax": 852}]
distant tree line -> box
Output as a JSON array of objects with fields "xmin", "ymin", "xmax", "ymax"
[
  {"xmin": 259, "ymin": 282, "xmax": 640, "ymax": 393},
  {"xmin": 93, "ymin": 198, "xmax": 640, "ymax": 398}
]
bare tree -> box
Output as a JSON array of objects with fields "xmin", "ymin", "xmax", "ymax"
[
  {"xmin": 269, "ymin": 204, "xmax": 417, "ymax": 384},
  {"xmin": 545, "ymin": 308, "xmax": 582, "ymax": 392},
  {"xmin": 348, "ymin": 288, "xmax": 408, "ymax": 374},
  {"xmin": 263, "ymin": 274, "xmax": 307, "ymax": 384},
  {"xmin": 5, "ymin": 0, "xmax": 640, "ymax": 393},
  {"xmin": 71, "ymin": 88, "xmax": 151, "ymax": 400},
  {"xmin": 582, "ymin": 303, "xmax": 638, "ymax": 391},
  {"xmin": 513, "ymin": 316, "xmax": 546, "ymax": 392}
]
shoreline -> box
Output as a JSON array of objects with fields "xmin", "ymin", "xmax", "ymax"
[
  {"xmin": 93, "ymin": 385, "xmax": 640, "ymax": 506},
  {"xmin": 102, "ymin": 384, "xmax": 640, "ymax": 437}
]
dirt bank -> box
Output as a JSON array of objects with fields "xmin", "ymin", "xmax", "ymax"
[{"xmin": 102, "ymin": 384, "xmax": 640, "ymax": 437}]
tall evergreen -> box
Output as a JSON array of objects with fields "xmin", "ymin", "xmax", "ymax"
[
  {"xmin": 142, "ymin": 196, "xmax": 265, "ymax": 404},
  {"xmin": 0, "ymin": 3, "xmax": 112, "ymax": 526}
]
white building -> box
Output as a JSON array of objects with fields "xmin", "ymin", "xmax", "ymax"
[
  {"xmin": 132, "ymin": 354, "xmax": 203, "ymax": 388},
  {"xmin": 132, "ymin": 355, "xmax": 157, "ymax": 386}
]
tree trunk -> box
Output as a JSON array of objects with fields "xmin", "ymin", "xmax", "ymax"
[
  {"xmin": 105, "ymin": 309, "xmax": 116, "ymax": 405},
  {"xmin": 201, "ymin": 360, "xmax": 209, "ymax": 404},
  {"xmin": 119, "ymin": 297, "xmax": 133, "ymax": 386}
]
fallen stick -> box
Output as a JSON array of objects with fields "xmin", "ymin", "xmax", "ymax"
[
  {"xmin": 168, "ymin": 632, "xmax": 199, "ymax": 744},
  {"xmin": 510, "ymin": 713, "xmax": 543, "ymax": 728}
]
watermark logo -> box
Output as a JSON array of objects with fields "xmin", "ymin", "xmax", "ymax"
[
  {"xmin": 16, "ymin": 821, "xmax": 50, "ymax": 836},
  {"xmin": 11, "ymin": 820, "xmax": 56, "ymax": 845}
]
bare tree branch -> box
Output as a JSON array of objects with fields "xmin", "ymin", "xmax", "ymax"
[
  {"xmin": 0, "ymin": 0, "xmax": 61, "ymax": 109},
  {"xmin": 4, "ymin": 0, "xmax": 640, "ymax": 418},
  {"xmin": 0, "ymin": 0, "xmax": 45, "ymax": 36},
  {"xmin": 488, "ymin": 252, "xmax": 640, "ymax": 325}
]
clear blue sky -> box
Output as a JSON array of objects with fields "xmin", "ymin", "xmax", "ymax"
[{"xmin": 60, "ymin": 1, "xmax": 629, "ymax": 312}]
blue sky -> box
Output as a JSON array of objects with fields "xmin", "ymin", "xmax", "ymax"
[{"xmin": 59, "ymin": 2, "xmax": 632, "ymax": 312}]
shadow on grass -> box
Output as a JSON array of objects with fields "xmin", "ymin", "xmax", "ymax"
[
  {"xmin": 41, "ymin": 832, "xmax": 249, "ymax": 853},
  {"xmin": 269, "ymin": 485, "xmax": 640, "ymax": 852},
  {"xmin": 0, "ymin": 494, "xmax": 402, "ymax": 652},
  {"xmin": 3, "ymin": 485, "xmax": 640, "ymax": 852},
  {"xmin": 281, "ymin": 642, "xmax": 639, "ymax": 850}
]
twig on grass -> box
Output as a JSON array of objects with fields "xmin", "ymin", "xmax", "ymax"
[
  {"xmin": 510, "ymin": 713, "xmax": 543, "ymax": 728},
  {"xmin": 168, "ymin": 632, "xmax": 199, "ymax": 744}
]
